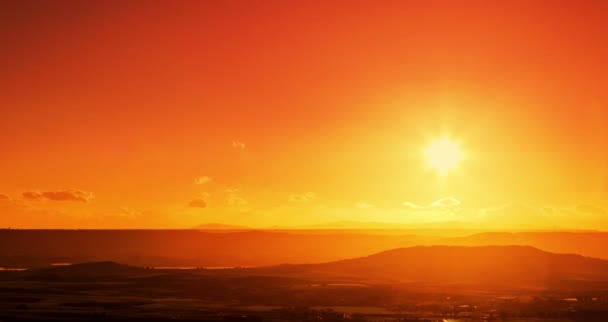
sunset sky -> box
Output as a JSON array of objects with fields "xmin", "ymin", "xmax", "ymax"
[{"xmin": 1, "ymin": 1, "xmax": 607, "ymax": 229}]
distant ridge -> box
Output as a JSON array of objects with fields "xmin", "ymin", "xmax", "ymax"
[
  {"xmin": 192, "ymin": 220, "xmax": 482, "ymax": 230},
  {"xmin": 4, "ymin": 230, "xmax": 608, "ymax": 269},
  {"xmin": 303, "ymin": 245, "xmax": 608, "ymax": 285},
  {"xmin": 445, "ymin": 231, "xmax": 608, "ymax": 260},
  {"xmin": 269, "ymin": 220, "xmax": 479, "ymax": 230},
  {"xmin": 26, "ymin": 261, "xmax": 145, "ymax": 280},
  {"xmin": 192, "ymin": 223, "xmax": 251, "ymax": 230}
]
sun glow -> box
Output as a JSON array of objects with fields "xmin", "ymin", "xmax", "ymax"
[{"xmin": 425, "ymin": 137, "xmax": 463, "ymax": 176}]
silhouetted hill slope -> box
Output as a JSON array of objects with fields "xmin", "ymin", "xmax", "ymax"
[
  {"xmin": 306, "ymin": 246, "xmax": 608, "ymax": 285},
  {"xmin": 445, "ymin": 232, "xmax": 608, "ymax": 260},
  {"xmin": 0, "ymin": 229, "xmax": 427, "ymax": 267},
  {"xmin": 3, "ymin": 230, "xmax": 608, "ymax": 269},
  {"xmin": 192, "ymin": 223, "xmax": 251, "ymax": 230},
  {"xmin": 25, "ymin": 261, "xmax": 145, "ymax": 280},
  {"xmin": 286, "ymin": 220, "xmax": 476, "ymax": 230}
]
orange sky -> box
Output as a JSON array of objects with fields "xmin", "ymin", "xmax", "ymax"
[{"xmin": 1, "ymin": 1, "xmax": 607, "ymax": 229}]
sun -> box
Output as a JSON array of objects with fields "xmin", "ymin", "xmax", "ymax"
[{"xmin": 424, "ymin": 137, "xmax": 463, "ymax": 176}]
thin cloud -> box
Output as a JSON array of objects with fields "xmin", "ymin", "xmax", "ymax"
[
  {"xmin": 189, "ymin": 199, "xmax": 207, "ymax": 208},
  {"xmin": 22, "ymin": 189, "xmax": 94, "ymax": 203},
  {"xmin": 0, "ymin": 194, "xmax": 10, "ymax": 201},
  {"xmin": 288, "ymin": 192, "xmax": 316, "ymax": 203},
  {"xmin": 194, "ymin": 176, "xmax": 212, "ymax": 185},
  {"xmin": 431, "ymin": 196, "xmax": 461, "ymax": 208},
  {"xmin": 355, "ymin": 202, "xmax": 373, "ymax": 209},
  {"xmin": 226, "ymin": 189, "xmax": 248, "ymax": 206},
  {"xmin": 120, "ymin": 207, "xmax": 141, "ymax": 218},
  {"xmin": 22, "ymin": 191, "xmax": 42, "ymax": 200},
  {"xmin": 403, "ymin": 196, "xmax": 461, "ymax": 210},
  {"xmin": 232, "ymin": 141, "xmax": 246, "ymax": 149}
]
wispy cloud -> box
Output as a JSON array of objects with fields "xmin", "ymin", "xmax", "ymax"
[
  {"xmin": 232, "ymin": 141, "xmax": 246, "ymax": 149},
  {"xmin": 194, "ymin": 176, "xmax": 212, "ymax": 185},
  {"xmin": 22, "ymin": 189, "xmax": 94, "ymax": 203},
  {"xmin": 189, "ymin": 199, "xmax": 207, "ymax": 208},
  {"xmin": 119, "ymin": 207, "xmax": 141, "ymax": 217},
  {"xmin": 226, "ymin": 189, "xmax": 248, "ymax": 206},
  {"xmin": 403, "ymin": 196, "xmax": 461, "ymax": 210},
  {"xmin": 288, "ymin": 192, "xmax": 316, "ymax": 203},
  {"xmin": 431, "ymin": 196, "xmax": 461, "ymax": 208},
  {"xmin": 355, "ymin": 202, "xmax": 373, "ymax": 209}
]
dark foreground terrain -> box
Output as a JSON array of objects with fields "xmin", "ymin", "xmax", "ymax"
[{"xmin": 2, "ymin": 246, "xmax": 608, "ymax": 321}]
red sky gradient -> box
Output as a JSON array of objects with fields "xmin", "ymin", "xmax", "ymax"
[{"xmin": 1, "ymin": 1, "xmax": 607, "ymax": 229}]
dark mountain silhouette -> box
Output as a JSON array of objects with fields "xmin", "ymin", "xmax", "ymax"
[
  {"xmin": 444, "ymin": 231, "xmax": 608, "ymax": 260},
  {"xmin": 302, "ymin": 246, "xmax": 608, "ymax": 286},
  {"xmin": 0, "ymin": 229, "xmax": 427, "ymax": 268},
  {"xmin": 192, "ymin": 223, "xmax": 251, "ymax": 230},
  {"xmin": 281, "ymin": 220, "xmax": 478, "ymax": 230},
  {"xmin": 3, "ymin": 230, "xmax": 608, "ymax": 269},
  {"xmin": 25, "ymin": 261, "xmax": 145, "ymax": 281},
  {"xmin": 21, "ymin": 246, "xmax": 608, "ymax": 289}
]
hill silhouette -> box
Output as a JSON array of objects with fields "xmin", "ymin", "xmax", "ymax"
[
  {"xmin": 304, "ymin": 245, "xmax": 608, "ymax": 286},
  {"xmin": 446, "ymin": 231, "xmax": 608, "ymax": 260},
  {"xmin": 25, "ymin": 261, "xmax": 145, "ymax": 281},
  {"xmin": 0, "ymin": 229, "xmax": 428, "ymax": 267},
  {"xmin": 3, "ymin": 230, "xmax": 608, "ymax": 269},
  {"xmin": 192, "ymin": 223, "xmax": 251, "ymax": 230}
]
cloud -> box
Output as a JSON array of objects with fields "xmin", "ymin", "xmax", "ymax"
[
  {"xmin": 232, "ymin": 141, "xmax": 246, "ymax": 149},
  {"xmin": 355, "ymin": 202, "xmax": 373, "ymax": 209},
  {"xmin": 403, "ymin": 196, "xmax": 461, "ymax": 210},
  {"xmin": 288, "ymin": 192, "xmax": 316, "ymax": 203},
  {"xmin": 22, "ymin": 191, "xmax": 42, "ymax": 200},
  {"xmin": 431, "ymin": 196, "xmax": 461, "ymax": 208},
  {"xmin": 22, "ymin": 189, "xmax": 94, "ymax": 203},
  {"xmin": 119, "ymin": 207, "xmax": 141, "ymax": 217},
  {"xmin": 0, "ymin": 197, "xmax": 173, "ymax": 229},
  {"xmin": 194, "ymin": 176, "xmax": 212, "ymax": 185},
  {"xmin": 225, "ymin": 189, "xmax": 248, "ymax": 206},
  {"xmin": 576, "ymin": 204, "xmax": 606, "ymax": 216},
  {"xmin": 0, "ymin": 194, "xmax": 15, "ymax": 207},
  {"xmin": 189, "ymin": 199, "xmax": 207, "ymax": 208}
]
